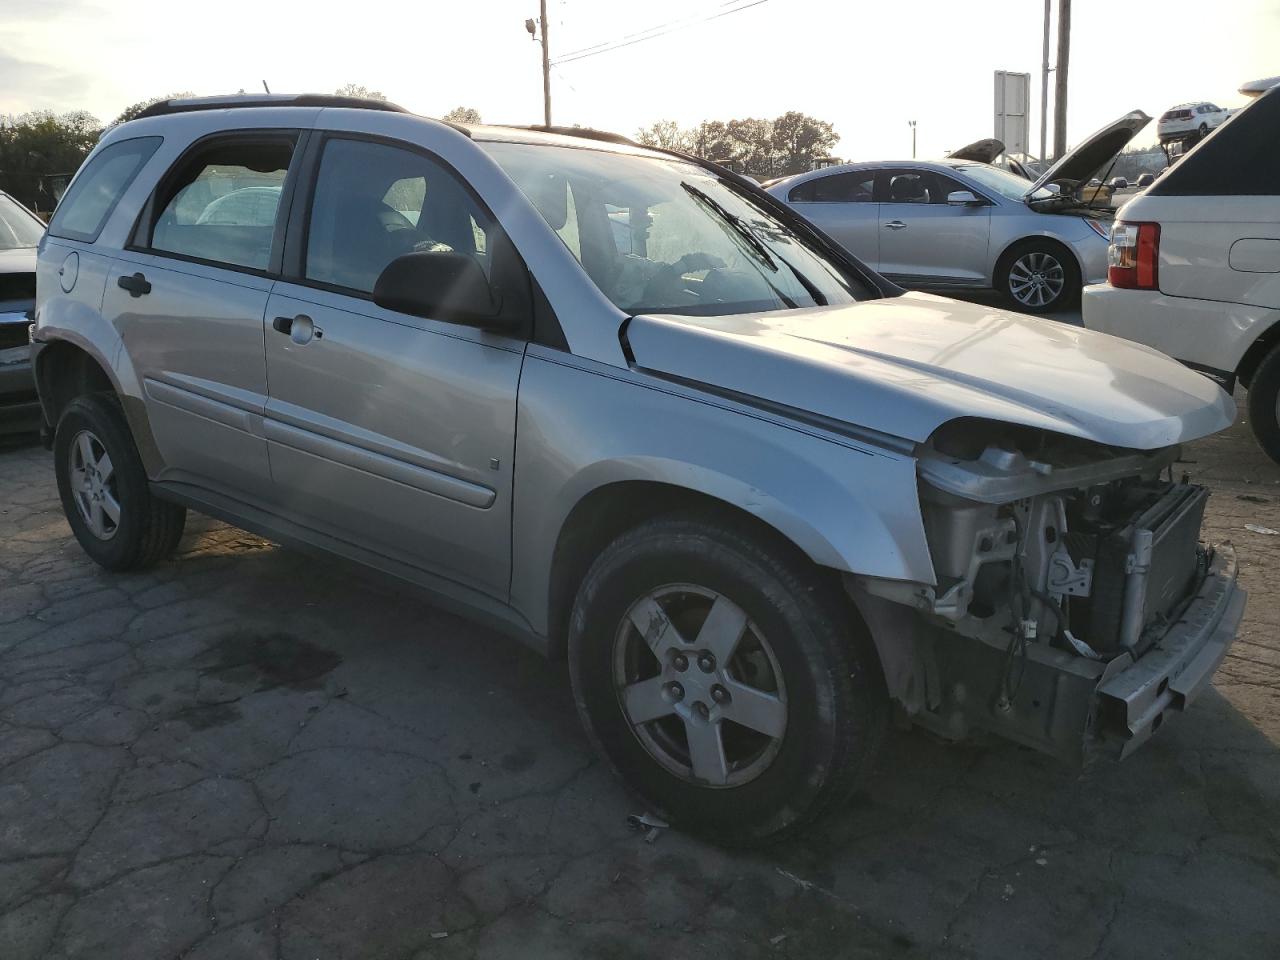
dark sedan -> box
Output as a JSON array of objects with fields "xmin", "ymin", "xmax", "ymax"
[{"xmin": 0, "ymin": 191, "xmax": 44, "ymax": 432}]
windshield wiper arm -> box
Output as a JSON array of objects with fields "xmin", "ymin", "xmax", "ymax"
[{"xmin": 681, "ymin": 182, "xmax": 777, "ymax": 270}]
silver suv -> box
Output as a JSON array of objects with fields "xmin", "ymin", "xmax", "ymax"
[{"xmin": 33, "ymin": 95, "xmax": 1245, "ymax": 842}]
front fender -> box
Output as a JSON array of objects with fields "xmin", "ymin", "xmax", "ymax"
[{"xmin": 509, "ymin": 348, "xmax": 934, "ymax": 636}]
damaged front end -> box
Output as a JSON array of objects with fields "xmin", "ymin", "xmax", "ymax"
[{"xmin": 852, "ymin": 419, "xmax": 1245, "ymax": 765}]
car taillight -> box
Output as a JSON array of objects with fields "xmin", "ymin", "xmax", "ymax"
[{"xmin": 1108, "ymin": 221, "xmax": 1160, "ymax": 290}]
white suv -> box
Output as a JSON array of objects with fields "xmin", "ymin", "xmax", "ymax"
[
  {"xmin": 1084, "ymin": 87, "xmax": 1280, "ymax": 461},
  {"xmin": 1156, "ymin": 102, "xmax": 1229, "ymax": 143}
]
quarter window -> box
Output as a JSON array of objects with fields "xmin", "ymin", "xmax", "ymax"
[
  {"xmin": 48, "ymin": 137, "xmax": 162, "ymax": 244},
  {"xmin": 305, "ymin": 138, "xmax": 496, "ymax": 295},
  {"xmin": 146, "ymin": 138, "xmax": 294, "ymax": 271}
]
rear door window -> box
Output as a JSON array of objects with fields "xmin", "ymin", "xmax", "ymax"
[
  {"xmin": 48, "ymin": 137, "xmax": 162, "ymax": 243},
  {"xmin": 143, "ymin": 136, "xmax": 295, "ymax": 272},
  {"xmin": 789, "ymin": 172, "xmax": 876, "ymax": 203}
]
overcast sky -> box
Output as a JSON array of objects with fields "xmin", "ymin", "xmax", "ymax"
[{"xmin": 3, "ymin": 0, "xmax": 1276, "ymax": 160}]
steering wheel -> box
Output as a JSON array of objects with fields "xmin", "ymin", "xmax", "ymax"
[{"xmin": 639, "ymin": 253, "xmax": 726, "ymax": 307}]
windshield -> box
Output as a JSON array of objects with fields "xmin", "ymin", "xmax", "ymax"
[
  {"xmin": 482, "ymin": 141, "xmax": 872, "ymax": 316},
  {"xmin": 0, "ymin": 195, "xmax": 45, "ymax": 250},
  {"xmin": 952, "ymin": 163, "xmax": 1052, "ymax": 201}
]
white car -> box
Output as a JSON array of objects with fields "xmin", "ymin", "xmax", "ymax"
[
  {"xmin": 1084, "ymin": 86, "xmax": 1280, "ymax": 460},
  {"xmin": 1157, "ymin": 102, "xmax": 1229, "ymax": 143}
]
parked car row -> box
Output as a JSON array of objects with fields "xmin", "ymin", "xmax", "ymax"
[{"xmin": 29, "ymin": 93, "xmax": 1244, "ymax": 841}]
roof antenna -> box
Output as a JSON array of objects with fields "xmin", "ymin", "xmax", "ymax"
[{"xmin": 262, "ymin": 80, "xmax": 271, "ymax": 94}]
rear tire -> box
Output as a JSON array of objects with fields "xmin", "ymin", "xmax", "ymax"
[
  {"xmin": 997, "ymin": 239, "xmax": 1081, "ymax": 315},
  {"xmin": 568, "ymin": 514, "xmax": 887, "ymax": 844},
  {"xmin": 54, "ymin": 394, "xmax": 186, "ymax": 571},
  {"xmin": 1247, "ymin": 344, "xmax": 1280, "ymax": 464}
]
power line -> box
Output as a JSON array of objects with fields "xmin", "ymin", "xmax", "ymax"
[
  {"xmin": 551, "ymin": 0, "xmax": 769, "ymax": 67},
  {"xmin": 552, "ymin": 0, "xmax": 747, "ymax": 62}
]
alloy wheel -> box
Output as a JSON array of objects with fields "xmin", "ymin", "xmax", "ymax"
[
  {"xmin": 67, "ymin": 429, "xmax": 120, "ymax": 540},
  {"xmin": 1008, "ymin": 251, "xmax": 1066, "ymax": 308},
  {"xmin": 612, "ymin": 584, "xmax": 787, "ymax": 788}
]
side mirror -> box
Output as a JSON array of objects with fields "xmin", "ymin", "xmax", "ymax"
[
  {"xmin": 947, "ymin": 190, "xmax": 983, "ymax": 206},
  {"xmin": 372, "ymin": 251, "xmax": 507, "ymax": 328}
]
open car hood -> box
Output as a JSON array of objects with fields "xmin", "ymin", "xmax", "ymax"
[
  {"xmin": 625, "ymin": 293, "xmax": 1235, "ymax": 450},
  {"xmin": 1026, "ymin": 110, "xmax": 1151, "ymax": 198},
  {"xmin": 948, "ymin": 137, "xmax": 1005, "ymax": 164}
]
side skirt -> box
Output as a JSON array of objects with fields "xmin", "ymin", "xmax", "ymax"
[{"xmin": 151, "ymin": 480, "xmax": 551, "ymax": 658}]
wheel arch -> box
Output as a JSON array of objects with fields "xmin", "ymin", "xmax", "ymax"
[
  {"xmin": 1235, "ymin": 318, "xmax": 1280, "ymax": 388},
  {"xmin": 992, "ymin": 233, "xmax": 1084, "ymax": 292},
  {"xmin": 34, "ymin": 334, "xmax": 164, "ymax": 476},
  {"xmin": 33, "ymin": 337, "xmax": 120, "ymax": 427}
]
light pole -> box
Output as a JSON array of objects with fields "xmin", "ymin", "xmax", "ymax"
[
  {"xmin": 1040, "ymin": 0, "xmax": 1051, "ymax": 166},
  {"xmin": 908, "ymin": 120, "xmax": 917, "ymax": 159},
  {"xmin": 525, "ymin": 3, "xmax": 552, "ymax": 127}
]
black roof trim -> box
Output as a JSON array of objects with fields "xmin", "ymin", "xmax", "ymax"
[
  {"xmin": 514, "ymin": 125, "xmax": 639, "ymax": 147},
  {"xmin": 134, "ymin": 94, "xmax": 410, "ymax": 121}
]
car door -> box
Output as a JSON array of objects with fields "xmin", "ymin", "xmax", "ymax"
[
  {"xmin": 263, "ymin": 134, "xmax": 528, "ymax": 598},
  {"xmin": 104, "ymin": 130, "xmax": 303, "ymax": 501},
  {"xmin": 875, "ymin": 168, "xmax": 991, "ymax": 284},
  {"xmin": 784, "ymin": 171, "xmax": 880, "ymax": 268}
]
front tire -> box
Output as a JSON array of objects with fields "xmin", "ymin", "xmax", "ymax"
[
  {"xmin": 54, "ymin": 394, "xmax": 186, "ymax": 571},
  {"xmin": 568, "ymin": 515, "xmax": 887, "ymax": 844},
  {"xmin": 1247, "ymin": 344, "xmax": 1280, "ymax": 464},
  {"xmin": 997, "ymin": 239, "xmax": 1080, "ymax": 314}
]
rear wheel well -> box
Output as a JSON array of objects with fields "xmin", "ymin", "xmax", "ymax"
[
  {"xmin": 35, "ymin": 341, "xmax": 115, "ymax": 425},
  {"xmin": 1235, "ymin": 321, "xmax": 1280, "ymax": 389},
  {"xmin": 546, "ymin": 481, "xmax": 849, "ymax": 660}
]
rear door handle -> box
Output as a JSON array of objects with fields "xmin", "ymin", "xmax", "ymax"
[
  {"xmin": 884, "ymin": 220, "xmax": 907, "ymax": 230},
  {"xmin": 272, "ymin": 314, "xmax": 321, "ymax": 344},
  {"xmin": 117, "ymin": 272, "xmax": 151, "ymax": 297}
]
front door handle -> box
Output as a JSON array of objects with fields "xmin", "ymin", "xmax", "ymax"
[
  {"xmin": 883, "ymin": 220, "xmax": 908, "ymax": 230},
  {"xmin": 272, "ymin": 314, "xmax": 321, "ymax": 344},
  {"xmin": 117, "ymin": 272, "xmax": 151, "ymax": 297}
]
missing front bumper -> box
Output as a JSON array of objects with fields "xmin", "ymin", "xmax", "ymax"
[
  {"xmin": 1095, "ymin": 545, "xmax": 1243, "ymax": 757},
  {"xmin": 906, "ymin": 544, "xmax": 1244, "ymax": 764}
]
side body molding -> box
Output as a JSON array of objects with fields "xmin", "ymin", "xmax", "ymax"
[{"xmin": 508, "ymin": 347, "xmax": 935, "ymax": 637}]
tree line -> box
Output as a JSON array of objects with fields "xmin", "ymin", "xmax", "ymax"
[
  {"xmin": 635, "ymin": 112, "xmax": 839, "ymax": 179},
  {"xmin": 1, "ymin": 86, "xmax": 837, "ymax": 214}
]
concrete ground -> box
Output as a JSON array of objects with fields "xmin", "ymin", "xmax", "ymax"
[{"xmin": 1, "ymin": 390, "xmax": 1278, "ymax": 960}]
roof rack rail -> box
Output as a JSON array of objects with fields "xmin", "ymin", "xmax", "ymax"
[
  {"xmin": 134, "ymin": 94, "xmax": 410, "ymax": 121},
  {"xmin": 515, "ymin": 124, "xmax": 639, "ymax": 147}
]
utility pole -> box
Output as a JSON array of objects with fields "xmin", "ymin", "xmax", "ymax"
[
  {"xmin": 908, "ymin": 120, "xmax": 917, "ymax": 159},
  {"xmin": 539, "ymin": 0, "xmax": 552, "ymax": 127},
  {"xmin": 1040, "ymin": 0, "xmax": 1051, "ymax": 166},
  {"xmin": 1053, "ymin": 0, "xmax": 1071, "ymax": 159}
]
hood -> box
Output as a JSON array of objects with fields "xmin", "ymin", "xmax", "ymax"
[
  {"xmin": 949, "ymin": 137, "xmax": 1005, "ymax": 164},
  {"xmin": 625, "ymin": 293, "xmax": 1235, "ymax": 450},
  {"xmin": 1026, "ymin": 110, "xmax": 1151, "ymax": 198}
]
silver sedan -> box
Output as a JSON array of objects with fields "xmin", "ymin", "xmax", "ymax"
[{"xmin": 766, "ymin": 160, "xmax": 1110, "ymax": 313}]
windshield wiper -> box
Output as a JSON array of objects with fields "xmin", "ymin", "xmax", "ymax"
[{"xmin": 681, "ymin": 182, "xmax": 777, "ymax": 270}]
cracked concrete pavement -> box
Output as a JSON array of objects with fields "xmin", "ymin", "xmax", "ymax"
[{"xmin": 1, "ymin": 394, "xmax": 1279, "ymax": 960}]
